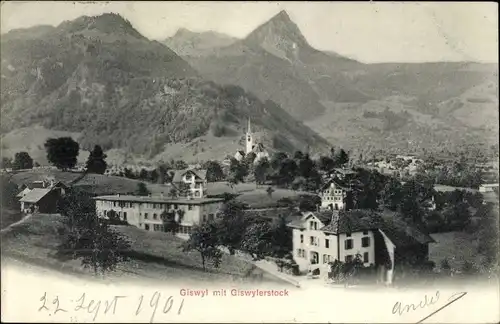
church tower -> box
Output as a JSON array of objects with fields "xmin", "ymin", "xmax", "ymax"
[{"xmin": 245, "ymin": 118, "xmax": 254, "ymax": 154}]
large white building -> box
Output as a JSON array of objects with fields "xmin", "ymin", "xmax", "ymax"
[
  {"xmin": 320, "ymin": 178, "xmax": 350, "ymax": 211},
  {"xmin": 287, "ymin": 209, "xmax": 435, "ymax": 284},
  {"xmin": 94, "ymin": 195, "xmax": 224, "ymax": 238}
]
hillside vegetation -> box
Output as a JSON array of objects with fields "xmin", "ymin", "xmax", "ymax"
[{"xmin": 1, "ymin": 13, "xmax": 330, "ymax": 161}]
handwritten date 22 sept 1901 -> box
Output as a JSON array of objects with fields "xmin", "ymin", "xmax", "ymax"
[{"xmin": 38, "ymin": 291, "xmax": 185, "ymax": 322}]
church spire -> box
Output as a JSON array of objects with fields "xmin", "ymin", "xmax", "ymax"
[{"xmin": 247, "ymin": 118, "xmax": 251, "ymax": 134}]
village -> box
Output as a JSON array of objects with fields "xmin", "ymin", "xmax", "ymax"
[{"xmin": 1, "ymin": 119, "xmax": 498, "ymax": 288}]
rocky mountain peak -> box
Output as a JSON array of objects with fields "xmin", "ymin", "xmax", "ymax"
[{"xmin": 243, "ymin": 10, "xmax": 310, "ymax": 61}]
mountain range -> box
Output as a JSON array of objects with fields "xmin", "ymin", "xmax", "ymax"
[
  {"xmin": 1, "ymin": 11, "xmax": 498, "ymax": 166},
  {"xmin": 0, "ymin": 13, "xmax": 330, "ymax": 165},
  {"xmin": 165, "ymin": 10, "xmax": 499, "ymax": 158}
]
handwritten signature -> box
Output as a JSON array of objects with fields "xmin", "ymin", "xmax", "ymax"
[
  {"xmin": 392, "ymin": 291, "xmax": 467, "ymax": 323},
  {"xmin": 38, "ymin": 291, "xmax": 185, "ymax": 323}
]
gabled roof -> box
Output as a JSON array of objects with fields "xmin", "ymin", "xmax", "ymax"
[
  {"xmin": 19, "ymin": 188, "xmax": 52, "ymax": 203},
  {"xmin": 320, "ymin": 210, "xmax": 374, "ymax": 234},
  {"xmin": 172, "ymin": 169, "xmax": 207, "ymax": 183},
  {"xmin": 320, "ymin": 177, "xmax": 350, "ymax": 191},
  {"xmin": 16, "ymin": 187, "xmax": 32, "ymax": 198},
  {"xmin": 287, "ymin": 208, "xmax": 435, "ymax": 247},
  {"xmin": 332, "ymin": 168, "xmax": 357, "ymax": 175}
]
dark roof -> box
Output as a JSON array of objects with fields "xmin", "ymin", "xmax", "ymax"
[
  {"xmin": 320, "ymin": 178, "xmax": 350, "ymax": 191},
  {"xmin": 172, "ymin": 169, "xmax": 207, "ymax": 183},
  {"xmin": 244, "ymin": 208, "xmax": 302, "ymax": 222},
  {"xmin": 332, "ymin": 168, "xmax": 357, "ymax": 175},
  {"xmin": 287, "ymin": 209, "xmax": 435, "ymax": 247},
  {"xmin": 320, "ymin": 210, "xmax": 375, "ymax": 234},
  {"xmin": 93, "ymin": 194, "xmax": 223, "ymax": 205},
  {"xmin": 306, "ymin": 210, "xmax": 334, "ymax": 224},
  {"xmin": 236, "ymin": 150, "xmax": 245, "ymax": 156}
]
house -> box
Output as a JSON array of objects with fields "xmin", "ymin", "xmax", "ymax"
[
  {"xmin": 18, "ymin": 183, "xmax": 67, "ymax": 214},
  {"xmin": 171, "ymin": 168, "xmax": 208, "ymax": 198},
  {"xmin": 319, "ymin": 178, "xmax": 351, "ymax": 211},
  {"xmin": 287, "ymin": 209, "xmax": 435, "ymax": 284},
  {"xmin": 234, "ymin": 150, "xmax": 246, "ymax": 162},
  {"xmin": 94, "ymin": 194, "xmax": 224, "ymax": 238},
  {"xmin": 479, "ymin": 183, "xmax": 499, "ymax": 193}
]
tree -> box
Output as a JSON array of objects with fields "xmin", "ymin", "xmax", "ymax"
[
  {"xmin": 277, "ymin": 158, "xmax": 297, "ymax": 187},
  {"xmin": 270, "ymin": 215, "xmax": 293, "ymax": 258},
  {"xmin": 135, "ymin": 182, "xmax": 150, "ymax": 196},
  {"xmin": 215, "ymin": 201, "xmax": 249, "ymax": 255},
  {"xmin": 266, "ymin": 186, "xmax": 275, "ymax": 198},
  {"xmin": 1, "ymin": 157, "xmax": 12, "ymax": 169},
  {"xmin": 139, "ymin": 168, "xmax": 148, "ymax": 180},
  {"xmin": 161, "ymin": 210, "xmax": 179, "ymax": 234},
  {"xmin": 12, "ymin": 151, "xmax": 33, "ymax": 170},
  {"xmin": 45, "ymin": 137, "xmax": 80, "ymax": 170},
  {"xmin": 298, "ymin": 153, "xmax": 315, "ymax": 179},
  {"xmin": 174, "ymin": 160, "xmax": 188, "ymax": 170},
  {"xmin": 1, "ymin": 176, "xmax": 20, "ymax": 209},
  {"xmin": 244, "ymin": 152, "xmax": 257, "ymax": 166},
  {"xmin": 85, "ymin": 145, "xmax": 107, "ymax": 174},
  {"xmin": 228, "ymin": 158, "xmax": 248, "ymax": 185},
  {"xmin": 204, "ymin": 160, "xmax": 224, "ymax": 182},
  {"xmin": 318, "ymin": 156, "xmax": 335, "ymax": 172},
  {"xmin": 240, "ymin": 221, "xmax": 273, "ymax": 260},
  {"xmin": 335, "ymin": 149, "xmax": 349, "ymax": 167},
  {"xmin": 254, "ymin": 157, "xmax": 270, "ymax": 185},
  {"xmin": 183, "ymin": 222, "xmax": 222, "ymax": 271},
  {"xmin": 56, "ymin": 189, "xmax": 131, "ymax": 275}
]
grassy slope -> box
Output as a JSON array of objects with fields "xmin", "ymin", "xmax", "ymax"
[
  {"xmin": 9, "ymin": 169, "xmax": 171, "ymax": 196},
  {"xmin": 428, "ymin": 231, "xmax": 484, "ymax": 270},
  {"xmin": 10, "ymin": 170, "xmax": 314, "ymax": 208},
  {"xmin": 1, "ymin": 213, "xmax": 283, "ymax": 284},
  {"xmin": 1, "ymin": 126, "xmax": 90, "ymax": 165}
]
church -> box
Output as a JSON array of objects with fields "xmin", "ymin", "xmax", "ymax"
[{"xmin": 233, "ymin": 119, "xmax": 270, "ymax": 164}]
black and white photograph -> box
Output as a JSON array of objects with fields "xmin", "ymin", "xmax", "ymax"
[{"xmin": 1, "ymin": 1, "xmax": 499, "ymax": 323}]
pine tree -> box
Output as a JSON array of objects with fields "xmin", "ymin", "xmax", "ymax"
[{"xmin": 85, "ymin": 145, "xmax": 107, "ymax": 174}]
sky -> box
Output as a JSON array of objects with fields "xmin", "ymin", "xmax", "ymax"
[{"xmin": 1, "ymin": 1, "xmax": 498, "ymax": 63}]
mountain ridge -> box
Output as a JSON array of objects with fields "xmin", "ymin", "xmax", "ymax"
[{"xmin": 1, "ymin": 13, "xmax": 332, "ymax": 163}]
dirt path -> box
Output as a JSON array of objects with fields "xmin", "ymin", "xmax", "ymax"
[{"xmin": 0, "ymin": 213, "xmax": 33, "ymax": 233}]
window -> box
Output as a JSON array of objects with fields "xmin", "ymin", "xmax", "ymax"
[
  {"xmin": 362, "ymin": 237, "xmax": 370, "ymax": 248},
  {"xmin": 325, "ymin": 239, "xmax": 329, "ymax": 248},
  {"xmin": 153, "ymin": 213, "xmax": 158, "ymax": 220},
  {"xmin": 154, "ymin": 224, "xmax": 163, "ymax": 231},
  {"xmin": 145, "ymin": 224, "xmax": 150, "ymax": 231},
  {"xmin": 346, "ymin": 232, "xmax": 352, "ymax": 237},
  {"xmin": 345, "ymin": 239, "xmax": 353, "ymax": 250},
  {"xmin": 174, "ymin": 204, "xmax": 178, "ymax": 210},
  {"xmin": 363, "ymin": 230, "xmax": 369, "ymax": 235},
  {"xmin": 123, "ymin": 212, "xmax": 127, "ymax": 221},
  {"xmin": 297, "ymin": 249, "xmax": 305, "ymax": 258},
  {"xmin": 323, "ymin": 254, "xmax": 328, "ymax": 264},
  {"xmin": 202, "ymin": 215, "xmax": 207, "ymax": 222},
  {"xmin": 345, "ymin": 255, "xmax": 353, "ymax": 263},
  {"xmin": 195, "ymin": 191, "xmax": 201, "ymax": 197},
  {"xmin": 310, "ymin": 236, "xmax": 318, "ymax": 246},
  {"xmin": 300, "ymin": 234, "xmax": 304, "ymax": 243},
  {"xmin": 188, "ymin": 205, "xmax": 193, "ymax": 210},
  {"xmin": 363, "ymin": 252, "xmax": 369, "ymax": 263},
  {"xmin": 144, "ymin": 213, "xmax": 148, "ymax": 219}
]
